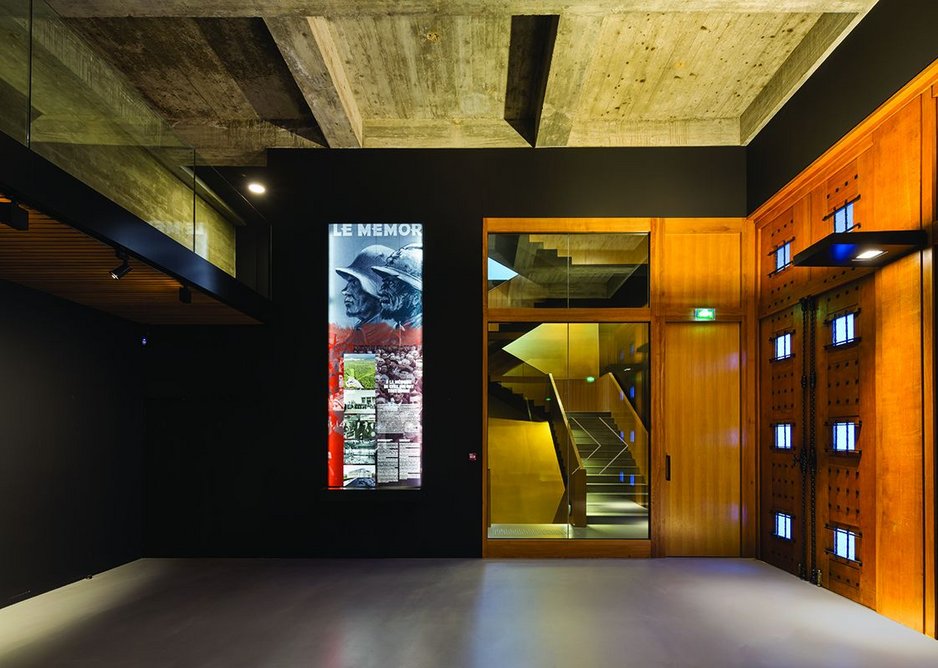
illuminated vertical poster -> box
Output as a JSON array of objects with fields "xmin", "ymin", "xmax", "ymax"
[{"xmin": 328, "ymin": 223, "xmax": 423, "ymax": 489}]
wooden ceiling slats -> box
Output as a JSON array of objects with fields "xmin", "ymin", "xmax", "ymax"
[{"xmin": 0, "ymin": 197, "xmax": 260, "ymax": 325}]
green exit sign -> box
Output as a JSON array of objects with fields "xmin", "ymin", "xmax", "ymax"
[{"xmin": 693, "ymin": 308, "xmax": 716, "ymax": 321}]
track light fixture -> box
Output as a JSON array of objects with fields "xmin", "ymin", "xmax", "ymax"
[
  {"xmin": 178, "ymin": 285, "xmax": 192, "ymax": 304},
  {"xmin": 110, "ymin": 250, "xmax": 132, "ymax": 280},
  {"xmin": 0, "ymin": 200, "xmax": 28, "ymax": 231}
]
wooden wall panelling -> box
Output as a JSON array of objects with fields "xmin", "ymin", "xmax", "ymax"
[
  {"xmin": 865, "ymin": 94, "xmax": 926, "ymax": 631},
  {"xmin": 653, "ymin": 217, "xmax": 755, "ymax": 556},
  {"xmin": 482, "ymin": 218, "xmax": 490, "ymax": 542},
  {"xmin": 759, "ymin": 203, "xmax": 808, "ymax": 317},
  {"xmin": 921, "ymin": 88, "xmax": 936, "ymax": 638},
  {"xmin": 860, "ymin": 96, "xmax": 922, "ymax": 234},
  {"xmin": 811, "ymin": 162, "xmax": 859, "ymax": 289},
  {"xmin": 874, "ymin": 253, "xmax": 925, "ymax": 631},
  {"xmin": 825, "ymin": 162, "xmax": 861, "ymax": 216},
  {"xmin": 654, "ymin": 218, "xmax": 746, "ymax": 315},
  {"xmin": 809, "ymin": 179, "xmax": 872, "ymax": 294},
  {"xmin": 741, "ymin": 216, "xmax": 759, "ymax": 557},
  {"xmin": 749, "ymin": 59, "xmax": 938, "ymax": 228},
  {"xmin": 752, "ymin": 63, "xmax": 938, "ymax": 636},
  {"xmin": 485, "ymin": 218, "xmax": 653, "ymax": 234},
  {"xmin": 650, "ymin": 313, "xmax": 666, "ymax": 557},
  {"xmin": 759, "ymin": 307, "xmax": 802, "ymax": 575},
  {"xmin": 815, "ymin": 280, "xmax": 876, "ymax": 609},
  {"xmin": 663, "ymin": 322, "xmax": 741, "ymax": 557}
]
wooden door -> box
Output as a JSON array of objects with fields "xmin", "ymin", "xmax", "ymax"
[{"xmin": 663, "ymin": 322, "xmax": 741, "ymax": 556}]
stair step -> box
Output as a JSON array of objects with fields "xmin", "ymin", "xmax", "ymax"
[
  {"xmin": 588, "ymin": 483, "xmax": 648, "ymax": 493},
  {"xmin": 578, "ymin": 446, "xmax": 635, "ymax": 455},
  {"xmin": 585, "ymin": 515, "xmax": 644, "ymax": 525},
  {"xmin": 573, "ymin": 438, "xmax": 627, "ymax": 445},
  {"xmin": 583, "ymin": 466, "xmax": 641, "ymax": 474},
  {"xmin": 583, "ymin": 457, "xmax": 639, "ymax": 475},
  {"xmin": 587, "ymin": 473, "xmax": 645, "ymax": 482}
]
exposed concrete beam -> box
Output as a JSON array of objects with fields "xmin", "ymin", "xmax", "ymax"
[
  {"xmin": 567, "ymin": 118, "xmax": 741, "ymax": 146},
  {"xmin": 48, "ymin": 1, "xmax": 876, "ymax": 19},
  {"xmin": 740, "ymin": 11, "xmax": 867, "ymax": 143},
  {"xmin": 30, "ymin": 116, "xmax": 322, "ymax": 151},
  {"xmin": 362, "ymin": 118, "xmax": 530, "ymax": 148},
  {"xmin": 29, "ymin": 115, "xmax": 180, "ymax": 147},
  {"xmin": 266, "ymin": 16, "xmax": 363, "ymax": 148},
  {"xmin": 535, "ymin": 14, "xmax": 603, "ymax": 147}
]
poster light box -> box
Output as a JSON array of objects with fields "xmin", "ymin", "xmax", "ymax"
[{"xmin": 327, "ymin": 223, "xmax": 424, "ymax": 490}]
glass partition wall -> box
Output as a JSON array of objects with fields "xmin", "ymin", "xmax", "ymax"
[
  {"xmin": 0, "ymin": 0, "xmax": 243, "ymax": 279},
  {"xmin": 486, "ymin": 229, "xmax": 651, "ymax": 542}
]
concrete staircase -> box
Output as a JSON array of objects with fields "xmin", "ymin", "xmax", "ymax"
[{"xmin": 567, "ymin": 411, "xmax": 648, "ymax": 523}]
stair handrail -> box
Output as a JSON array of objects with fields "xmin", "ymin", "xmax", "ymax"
[
  {"xmin": 603, "ymin": 372, "xmax": 649, "ymax": 483},
  {"xmin": 547, "ymin": 373, "xmax": 587, "ymax": 527}
]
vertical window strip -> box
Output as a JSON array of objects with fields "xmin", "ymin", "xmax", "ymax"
[
  {"xmin": 773, "ymin": 332, "xmax": 792, "ymax": 360},
  {"xmin": 833, "ymin": 528, "xmax": 857, "ymax": 561},
  {"xmin": 832, "ymin": 312, "xmax": 855, "ymax": 346},
  {"xmin": 774, "ymin": 423, "xmax": 792, "ymax": 450},
  {"xmin": 833, "ymin": 202, "xmax": 856, "ymax": 233},
  {"xmin": 832, "ymin": 421, "xmax": 857, "ymax": 452},
  {"xmin": 774, "ymin": 512, "xmax": 792, "ymax": 540},
  {"xmin": 775, "ymin": 241, "xmax": 792, "ymax": 272}
]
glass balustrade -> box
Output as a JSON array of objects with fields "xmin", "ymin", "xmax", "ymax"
[{"xmin": 0, "ymin": 0, "xmax": 247, "ymax": 281}]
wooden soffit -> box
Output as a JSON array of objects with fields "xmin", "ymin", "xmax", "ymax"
[{"xmin": 0, "ymin": 196, "xmax": 260, "ymax": 325}]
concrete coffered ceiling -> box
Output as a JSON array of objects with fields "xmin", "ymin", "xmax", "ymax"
[{"xmin": 48, "ymin": 0, "xmax": 880, "ymax": 163}]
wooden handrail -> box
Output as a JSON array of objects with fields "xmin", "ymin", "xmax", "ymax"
[
  {"xmin": 547, "ymin": 373, "xmax": 587, "ymax": 528},
  {"xmin": 602, "ymin": 372, "xmax": 649, "ymax": 483}
]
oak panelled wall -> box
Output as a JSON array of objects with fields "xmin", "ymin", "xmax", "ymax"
[
  {"xmin": 652, "ymin": 218, "xmax": 757, "ymax": 558},
  {"xmin": 751, "ymin": 62, "xmax": 937, "ymax": 634}
]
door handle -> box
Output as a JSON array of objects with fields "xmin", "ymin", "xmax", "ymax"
[{"xmin": 666, "ymin": 454, "xmax": 671, "ymax": 481}]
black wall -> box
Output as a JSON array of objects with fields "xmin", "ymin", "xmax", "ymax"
[
  {"xmin": 142, "ymin": 147, "xmax": 745, "ymax": 557},
  {"xmin": 748, "ymin": 0, "xmax": 938, "ymax": 212},
  {"xmin": 0, "ymin": 280, "xmax": 143, "ymax": 607}
]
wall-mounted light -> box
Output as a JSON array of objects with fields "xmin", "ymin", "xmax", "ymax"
[
  {"xmin": 109, "ymin": 250, "xmax": 132, "ymax": 279},
  {"xmin": 792, "ymin": 230, "xmax": 926, "ymax": 268},
  {"xmin": 247, "ymin": 182, "xmax": 266, "ymax": 195}
]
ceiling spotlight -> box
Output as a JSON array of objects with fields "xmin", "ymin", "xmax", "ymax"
[
  {"xmin": 178, "ymin": 285, "xmax": 192, "ymax": 304},
  {"xmin": 247, "ymin": 182, "xmax": 266, "ymax": 195},
  {"xmin": 854, "ymin": 249, "xmax": 886, "ymax": 261},
  {"xmin": 110, "ymin": 250, "xmax": 132, "ymax": 280}
]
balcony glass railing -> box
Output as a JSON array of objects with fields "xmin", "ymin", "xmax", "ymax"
[{"xmin": 0, "ymin": 0, "xmax": 243, "ymax": 279}]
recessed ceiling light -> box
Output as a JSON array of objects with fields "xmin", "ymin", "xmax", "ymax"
[
  {"xmin": 855, "ymin": 249, "xmax": 886, "ymax": 260},
  {"xmin": 247, "ymin": 182, "xmax": 266, "ymax": 195}
]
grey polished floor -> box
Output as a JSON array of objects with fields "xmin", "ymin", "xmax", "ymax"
[{"xmin": 3, "ymin": 558, "xmax": 938, "ymax": 667}]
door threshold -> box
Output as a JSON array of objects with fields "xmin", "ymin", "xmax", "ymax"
[{"xmin": 484, "ymin": 539, "xmax": 651, "ymax": 558}]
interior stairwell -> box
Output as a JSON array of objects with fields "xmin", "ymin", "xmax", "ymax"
[{"xmin": 567, "ymin": 411, "xmax": 648, "ymax": 525}]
